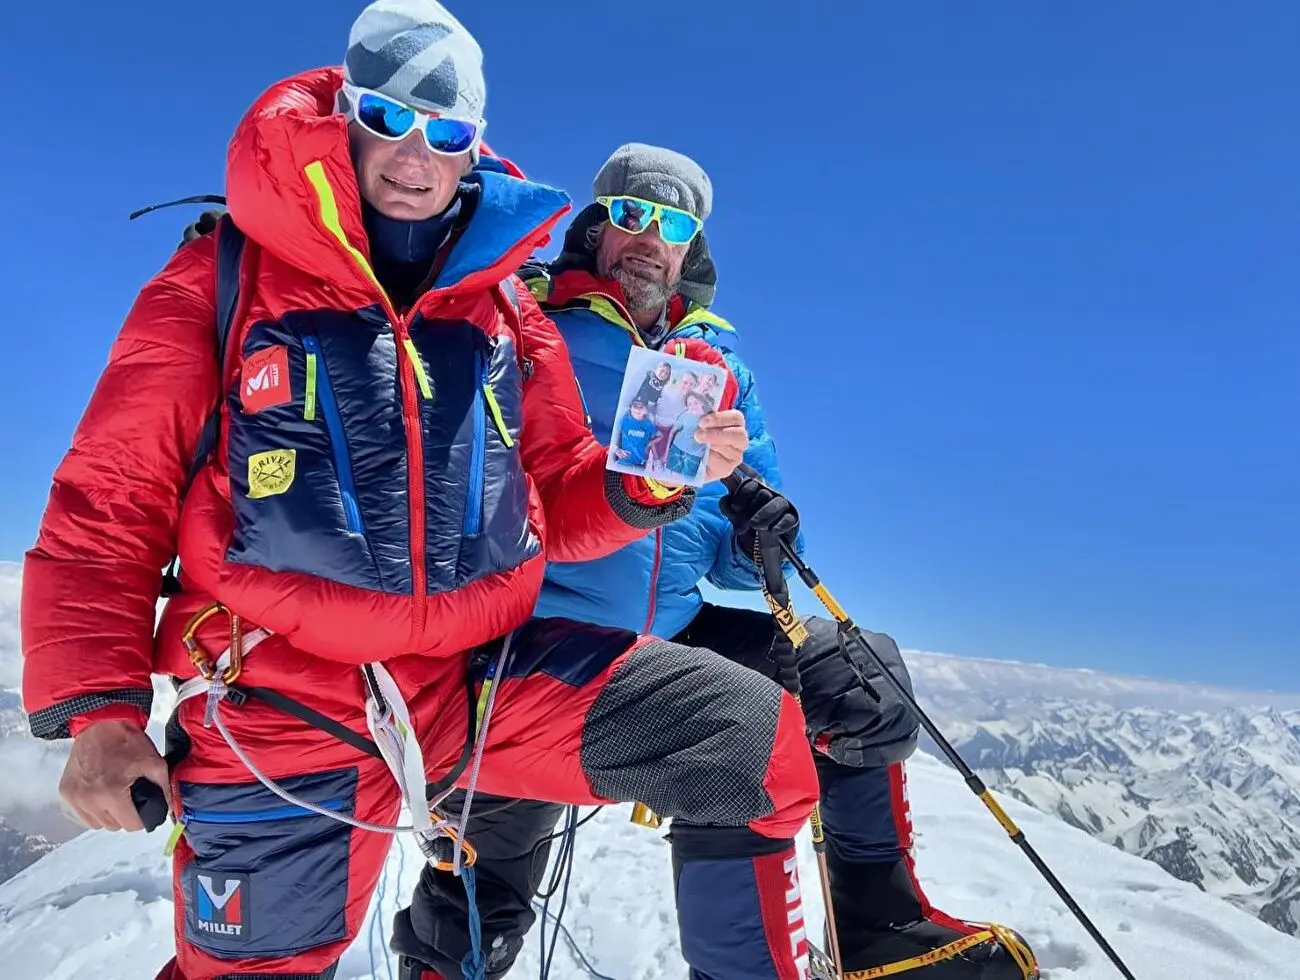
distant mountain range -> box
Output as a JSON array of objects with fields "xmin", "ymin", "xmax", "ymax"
[
  {"xmin": 3, "ymin": 557, "xmax": 1298, "ymax": 941},
  {"xmin": 905, "ymin": 649, "xmax": 1300, "ymax": 938}
]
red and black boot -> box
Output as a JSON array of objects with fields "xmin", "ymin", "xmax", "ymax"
[{"xmin": 817, "ymin": 760, "xmax": 1039, "ymax": 979}]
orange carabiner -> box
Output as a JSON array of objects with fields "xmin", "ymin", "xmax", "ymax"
[
  {"xmin": 428, "ymin": 820, "xmax": 478, "ymax": 871},
  {"xmin": 180, "ymin": 601, "xmax": 244, "ymax": 684}
]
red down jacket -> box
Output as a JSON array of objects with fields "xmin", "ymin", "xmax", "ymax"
[{"xmin": 20, "ymin": 67, "xmax": 698, "ymax": 738}]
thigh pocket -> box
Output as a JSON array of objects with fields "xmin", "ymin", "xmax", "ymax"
[{"xmin": 178, "ymin": 767, "xmax": 358, "ymax": 959}]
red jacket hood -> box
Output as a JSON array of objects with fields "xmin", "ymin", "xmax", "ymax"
[
  {"xmin": 226, "ymin": 67, "xmax": 368, "ymax": 295},
  {"xmin": 225, "ymin": 66, "xmax": 570, "ymax": 305}
]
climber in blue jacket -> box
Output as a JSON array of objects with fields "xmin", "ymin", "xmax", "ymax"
[{"xmin": 392, "ymin": 143, "xmax": 1040, "ymax": 980}]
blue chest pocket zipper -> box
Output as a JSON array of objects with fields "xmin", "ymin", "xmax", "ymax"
[
  {"xmin": 464, "ymin": 344, "xmax": 487, "ymax": 537},
  {"xmin": 302, "ymin": 336, "xmax": 365, "ymax": 535},
  {"xmin": 464, "ymin": 338, "xmax": 518, "ymax": 538}
]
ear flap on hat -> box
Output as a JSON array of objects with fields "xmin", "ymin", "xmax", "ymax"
[{"xmin": 679, "ymin": 233, "xmax": 717, "ymax": 309}]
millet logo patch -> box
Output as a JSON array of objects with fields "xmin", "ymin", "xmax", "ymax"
[
  {"xmin": 241, "ymin": 345, "xmax": 292, "ymax": 413},
  {"xmin": 194, "ymin": 871, "xmax": 250, "ymax": 939}
]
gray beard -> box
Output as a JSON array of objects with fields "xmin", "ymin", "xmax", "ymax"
[{"xmin": 611, "ymin": 263, "xmax": 676, "ymax": 317}]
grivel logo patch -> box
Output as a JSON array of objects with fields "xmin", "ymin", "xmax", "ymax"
[
  {"xmin": 247, "ymin": 448, "xmax": 296, "ymax": 500},
  {"xmin": 194, "ymin": 871, "xmax": 250, "ymax": 939}
]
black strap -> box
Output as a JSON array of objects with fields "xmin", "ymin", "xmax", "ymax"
[
  {"xmin": 235, "ymin": 685, "xmax": 384, "ymax": 761},
  {"xmin": 128, "ymin": 193, "xmax": 228, "ymax": 221},
  {"xmin": 183, "ymin": 214, "xmax": 245, "ymax": 500},
  {"xmin": 162, "ymin": 214, "xmax": 245, "ymax": 597}
]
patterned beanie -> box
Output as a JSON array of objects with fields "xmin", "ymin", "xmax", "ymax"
[
  {"xmin": 592, "ymin": 143, "xmax": 713, "ymax": 221},
  {"xmin": 343, "ymin": 0, "xmax": 486, "ymax": 122}
]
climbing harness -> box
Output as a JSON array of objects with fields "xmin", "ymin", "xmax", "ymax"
[{"xmin": 170, "ymin": 600, "xmax": 509, "ymax": 980}]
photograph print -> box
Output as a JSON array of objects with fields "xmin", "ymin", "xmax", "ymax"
[{"xmin": 605, "ymin": 345, "xmax": 729, "ymax": 488}]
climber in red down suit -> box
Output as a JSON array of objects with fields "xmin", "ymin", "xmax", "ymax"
[{"xmin": 18, "ymin": 3, "xmax": 819, "ymax": 978}]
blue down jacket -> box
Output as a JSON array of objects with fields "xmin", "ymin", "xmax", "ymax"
[{"xmin": 525, "ymin": 263, "xmax": 804, "ymax": 639}]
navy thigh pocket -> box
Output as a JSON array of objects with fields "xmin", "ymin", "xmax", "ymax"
[{"xmin": 178, "ymin": 768, "xmax": 358, "ymax": 959}]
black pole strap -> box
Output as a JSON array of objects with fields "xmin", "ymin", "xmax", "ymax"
[
  {"xmin": 723, "ymin": 464, "xmax": 1133, "ymax": 979},
  {"xmin": 757, "ymin": 509, "xmax": 1133, "ymax": 978}
]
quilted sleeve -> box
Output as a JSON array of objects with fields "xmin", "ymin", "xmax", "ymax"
[{"xmin": 22, "ymin": 232, "xmax": 223, "ymax": 739}]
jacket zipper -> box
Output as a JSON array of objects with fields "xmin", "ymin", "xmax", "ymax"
[
  {"xmin": 183, "ymin": 798, "xmax": 347, "ymax": 824},
  {"xmin": 393, "ymin": 318, "xmax": 429, "ymax": 638},
  {"xmin": 465, "ymin": 344, "xmax": 487, "ymax": 536},
  {"xmin": 643, "ymin": 527, "xmax": 663, "ymax": 633},
  {"xmin": 302, "ymin": 336, "xmax": 364, "ymax": 535}
]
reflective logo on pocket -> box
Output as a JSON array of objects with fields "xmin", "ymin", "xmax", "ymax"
[
  {"xmin": 195, "ymin": 871, "xmax": 250, "ymax": 939},
  {"xmin": 241, "ymin": 345, "xmax": 292, "ymax": 414},
  {"xmin": 248, "ymin": 448, "xmax": 296, "ymax": 499}
]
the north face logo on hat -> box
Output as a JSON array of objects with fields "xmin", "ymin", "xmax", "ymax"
[
  {"xmin": 195, "ymin": 872, "xmax": 249, "ymax": 938},
  {"xmin": 647, "ymin": 180, "xmax": 681, "ymax": 206}
]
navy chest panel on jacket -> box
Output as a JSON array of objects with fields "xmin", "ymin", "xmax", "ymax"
[{"xmin": 224, "ymin": 304, "xmax": 539, "ymax": 595}]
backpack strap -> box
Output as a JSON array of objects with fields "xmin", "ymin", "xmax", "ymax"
[
  {"xmin": 161, "ymin": 214, "xmax": 246, "ymax": 597},
  {"xmin": 499, "ymin": 276, "xmax": 522, "ymax": 313}
]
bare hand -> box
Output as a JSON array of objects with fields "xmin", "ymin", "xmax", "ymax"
[
  {"xmin": 59, "ymin": 720, "xmax": 171, "ymax": 832},
  {"xmin": 696, "ymin": 410, "xmax": 749, "ymax": 483}
]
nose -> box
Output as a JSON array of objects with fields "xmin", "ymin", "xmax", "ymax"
[{"xmin": 393, "ymin": 128, "xmax": 434, "ymax": 161}]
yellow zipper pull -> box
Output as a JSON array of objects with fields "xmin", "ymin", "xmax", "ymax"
[
  {"xmin": 304, "ymin": 351, "xmax": 318, "ymax": 420},
  {"xmin": 163, "ymin": 818, "xmax": 186, "ymax": 856},
  {"xmin": 402, "ymin": 338, "xmax": 434, "ymax": 400},
  {"xmin": 482, "ymin": 383, "xmax": 515, "ymax": 448}
]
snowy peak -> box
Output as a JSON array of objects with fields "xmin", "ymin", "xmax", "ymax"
[
  {"xmin": 905, "ymin": 650, "xmax": 1300, "ymax": 940},
  {"xmin": 4, "ymin": 752, "xmax": 1300, "ymax": 979}
]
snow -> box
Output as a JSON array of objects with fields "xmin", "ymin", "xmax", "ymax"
[{"xmin": 2, "ymin": 751, "xmax": 1297, "ymax": 980}]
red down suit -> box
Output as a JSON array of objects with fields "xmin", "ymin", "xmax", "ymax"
[{"xmin": 21, "ymin": 67, "xmax": 819, "ymax": 980}]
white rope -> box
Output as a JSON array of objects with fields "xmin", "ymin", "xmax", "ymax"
[
  {"xmin": 209, "ymin": 690, "xmax": 424, "ymax": 834},
  {"xmin": 453, "ymin": 631, "xmax": 513, "ymax": 875},
  {"xmin": 177, "ymin": 630, "xmax": 429, "ymax": 837},
  {"xmin": 175, "ymin": 626, "xmax": 500, "ymax": 857}
]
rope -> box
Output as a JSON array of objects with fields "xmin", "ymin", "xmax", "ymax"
[
  {"xmin": 454, "ymin": 633, "xmax": 513, "ymax": 874},
  {"xmin": 368, "ymin": 843, "xmax": 395, "ymax": 980},
  {"xmin": 378, "ymin": 843, "xmax": 395, "ymax": 980},
  {"xmin": 205, "ymin": 693, "xmax": 421, "ymax": 834},
  {"xmin": 529, "ymin": 896, "xmax": 616, "ymax": 980},
  {"xmin": 536, "ymin": 806, "xmax": 579, "ymax": 980},
  {"xmin": 460, "ymin": 865, "xmax": 486, "ymax": 980},
  {"xmin": 455, "ymin": 632, "xmax": 514, "ymax": 980}
]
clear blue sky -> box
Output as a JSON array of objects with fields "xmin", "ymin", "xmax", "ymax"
[{"xmin": 0, "ymin": 2, "xmax": 1296, "ymax": 692}]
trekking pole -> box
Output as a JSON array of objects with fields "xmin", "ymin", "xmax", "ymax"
[
  {"xmin": 748, "ymin": 527, "xmax": 844, "ymax": 980},
  {"xmin": 723, "ymin": 466, "xmax": 1138, "ymax": 980}
]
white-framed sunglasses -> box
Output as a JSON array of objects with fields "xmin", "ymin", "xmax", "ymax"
[{"xmin": 341, "ymin": 81, "xmax": 486, "ymax": 156}]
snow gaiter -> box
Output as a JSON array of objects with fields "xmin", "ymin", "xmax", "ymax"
[
  {"xmin": 669, "ymin": 823, "xmax": 810, "ymax": 980},
  {"xmin": 819, "ymin": 758, "xmax": 1038, "ymax": 979}
]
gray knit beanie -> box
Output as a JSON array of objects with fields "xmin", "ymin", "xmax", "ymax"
[
  {"xmin": 593, "ymin": 143, "xmax": 713, "ymax": 221},
  {"xmin": 343, "ymin": 0, "xmax": 486, "ymax": 121}
]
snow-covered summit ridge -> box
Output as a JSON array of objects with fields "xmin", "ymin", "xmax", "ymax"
[{"xmin": 2, "ymin": 751, "xmax": 1297, "ymax": 979}]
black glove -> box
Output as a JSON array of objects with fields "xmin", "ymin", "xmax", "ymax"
[
  {"xmin": 719, "ymin": 475, "xmax": 800, "ymax": 558},
  {"xmin": 179, "ymin": 208, "xmax": 227, "ymax": 248}
]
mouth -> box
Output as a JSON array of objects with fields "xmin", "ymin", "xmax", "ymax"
[
  {"xmin": 621, "ymin": 253, "xmax": 664, "ymax": 276},
  {"xmin": 381, "ymin": 174, "xmax": 432, "ymax": 193}
]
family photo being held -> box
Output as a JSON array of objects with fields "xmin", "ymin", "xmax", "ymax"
[{"xmin": 608, "ymin": 346, "xmax": 729, "ymax": 487}]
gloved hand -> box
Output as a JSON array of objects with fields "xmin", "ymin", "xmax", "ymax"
[
  {"xmin": 719, "ymin": 475, "xmax": 800, "ymax": 558},
  {"xmin": 797, "ymin": 622, "xmax": 919, "ymax": 768},
  {"xmin": 179, "ymin": 208, "xmax": 227, "ymax": 248}
]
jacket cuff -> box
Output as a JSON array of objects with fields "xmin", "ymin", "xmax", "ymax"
[
  {"xmin": 28, "ymin": 688, "xmax": 153, "ymax": 740},
  {"xmin": 605, "ymin": 470, "xmax": 695, "ymax": 529}
]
